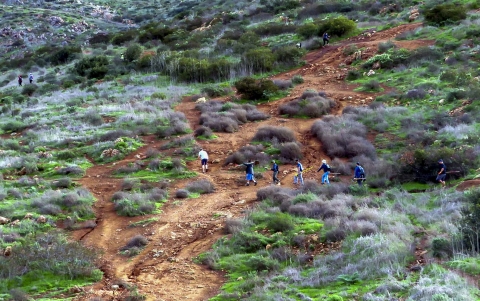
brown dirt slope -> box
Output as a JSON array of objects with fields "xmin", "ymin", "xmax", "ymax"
[{"xmin": 74, "ymin": 23, "xmax": 435, "ymax": 301}]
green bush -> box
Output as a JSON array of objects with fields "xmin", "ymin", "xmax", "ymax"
[
  {"xmin": 266, "ymin": 212, "xmax": 294, "ymax": 232},
  {"xmin": 327, "ymin": 295, "xmax": 344, "ymax": 301},
  {"xmin": 75, "ymin": 56, "xmax": 109, "ymax": 79},
  {"xmin": 111, "ymin": 30, "xmax": 138, "ymax": 45},
  {"xmin": 431, "ymin": 237, "xmax": 452, "ymax": 259},
  {"xmin": 201, "ymin": 85, "xmax": 231, "ymax": 97},
  {"xmin": 2, "ymin": 120, "xmax": 27, "ymax": 133},
  {"xmin": 317, "ymin": 16, "xmax": 356, "ymax": 37},
  {"xmin": 424, "ymin": 4, "xmax": 467, "ymax": 26},
  {"xmin": 296, "ymin": 22, "xmax": 319, "ymax": 38},
  {"xmin": 125, "ymin": 44, "xmax": 142, "ymax": 62},
  {"xmin": 292, "ymin": 75, "xmax": 304, "ymax": 84},
  {"xmin": 235, "ymin": 77, "xmax": 278, "ymax": 101},
  {"xmin": 48, "ymin": 46, "xmax": 81, "ymax": 65},
  {"xmin": 243, "ymin": 48, "xmax": 276, "ymax": 72},
  {"xmin": 275, "ymin": 46, "xmax": 306, "ymax": 67},
  {"xmin": 21, "ymin": 85, "xmax": 37, "ymax": 96}
]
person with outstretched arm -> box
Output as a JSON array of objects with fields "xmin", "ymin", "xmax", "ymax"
[
  {"xmin": 436, "ymin": 159, "xmax": 446, "ymax": 187},
  {"xmin": 323, "ymin": 32, "xmax": 330, "ymax": 46},
  {"xmin": 354, "ymin": 162, "xmax": 365, "ymax": 186},
  {"xmin": 238, "ymin": 159, "xmax": 257, "ymax": 186},
  {"xmin": 317, "ymin": 159, "xmax": 331, "ymax": 185},
  {"xmin": 271, "ymin": 160, "xmax": 280, "ymax": 185}
]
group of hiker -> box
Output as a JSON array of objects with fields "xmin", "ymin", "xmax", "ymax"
[
  {"xmin": 198, "ymin": 149, "xmax": 448, "ymax": 188},
  {"xmin": 17, "ymin": 73, "xmax": 34, "ymax": 86}
]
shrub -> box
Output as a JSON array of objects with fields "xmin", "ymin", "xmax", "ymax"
[
  {"xmin": 279, "ymin": 90, "xmax": 335, "ymax": 118},
  {"xmin": 424, "ymin": 4, "xmax": 467, "ymax": 26},
  {"xmin": 175, "ymin": 189, "xmax": 189, "ymax": 198},
  {"xmin": 125, "ymin": 44, "xmax": 142, "ymax": 62},
  {"xmin": 362, "ymin": 80, "xmax": 381, "ymax": 92},
  {"xmin": 56, "ymin": 166, "xmax": 84, "ymax": 176},
  {"xmin": 111, "ymin": 30, "xmax": 137, "ymax": 45},
  {"xmin": 52, "ymin": 177, "xmax": 72, "ymax": 189},
  {"xmin": 252, "ymin": 126, "xmax": 296, "ymax": 143},
  {"xmin": 273, "ymin": 80, "xmax": 292, "ymax": 90},
  {"xmin": 346, "ymin": 70, "xmax": 361, "ymax": 80},
  {"xmin": 274, "ymin": 46, "xmax": 306, "ymax": 67},
  {"xmin": 265, "ymin": 212, "xmax": 294, "ymax": 232},
  {"xmin": 194, "ymin": 126, "xmax": 214, "ymax": 138},
  {"xmin": 2, "ymin": 120, "xmax": 27, "ymax": 133},
  {"xmin": 431, "ymin": 237, "xmax": 452, "ymax": 259},
  {"xmin": 75, "ymin": 56, "xmax": 109, "ymax": 79},
  {"xmin": 377, "ymin": 40, "xmax": 396, "ymax": 54},
  {"xmin": 317, "ymin": 16, "xmax": 356, "ymax": 37},
  {"xmin": 49, "ymin": 46, "xmax": 81, "ymax": 65},
  {"xmin": 291, "ymin": 75, "xmax": 304, "ymax": 84},
  {"xmin": 201, "ymin": 85, "xmax": 231, "ymax": 97},
  {"xmin": 120, "ymin": 234, "xmax": 148, "ymax": 251},
  {"xmin": 279, "ymin": 142, "xmax": 303, "ymax": 161},
  {"xmin": 185, "ymin": 179, "xmax": 214, "ymax": 194},
  {"xmin": 297, "ymin": 23, "xmax": 319, "ymax": 39},
  {"xmin": 235, "ymin": 77, "xmax": 278, "ymax": 101},
  {"xmin": 21, "ymin": 84, "xmax": 37, "ymax": 96}
]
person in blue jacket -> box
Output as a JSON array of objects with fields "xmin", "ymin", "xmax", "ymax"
[
  {"xmin": 271, "ymin": 160, "xmax": 280, "ymax": 185},
  {"xmin": 238, "ymin": 159, "xmax": 257, "ymax": 186},
  {"xmin": 317, "ymin": 159, "xmax": 331, "ymax": 185},
  {"xmin": 294, "ymin": 159, "xmax": 304, "ymax": 186},
  {"xmin": 354, "ymin": 162, "xmax": 365, "ymax": 186}
]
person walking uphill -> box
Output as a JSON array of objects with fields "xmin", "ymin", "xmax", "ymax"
[
  {"xmin": 271, "ymin": 160, "xmax": 280, "ymax": 185},
  {"xmin": 323, "ymin": 32, "xmax": 330, "ymax": 46},
  {"xmin": 317, "ymin": 159, "xmax": 331, "ymax": 185},
  {"xmin": 354, "ymin": 162, "xmax": 365, "ymax": 186},
  {"xmin": 29, "ymin": 73, "xmax": 33, "ymax": 84},
  {"xmin": 294, "ymin": 159, "xmax": 304, "ymax": 186},
  {"xmin": 198, "ymin": 148, "xmax": 209, "ymax": 173},
  {"xmin": 238, "ymin": 159, "xmax": 257, "ymax": 186},
  {"xmin": 18, "ymin": 75, "xmax": 22, "ymax": 86},
  {"xmin": 436, "ymin": 159, "xmax": 447, "ymax": 187}
]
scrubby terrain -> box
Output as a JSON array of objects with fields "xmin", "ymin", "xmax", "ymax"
[{"xmin": 1, "ymin": 0, "xmax": 480, "ymax": 300}]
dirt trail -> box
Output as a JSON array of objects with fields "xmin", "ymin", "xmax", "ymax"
[{"xmin": 74, "ymin": 23, "xmax": 435, "ymax": 300}]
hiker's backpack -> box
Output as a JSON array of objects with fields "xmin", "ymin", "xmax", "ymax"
[{"xmin": 359, "ymin": 166, "xmax": 365, "ymax": 178}]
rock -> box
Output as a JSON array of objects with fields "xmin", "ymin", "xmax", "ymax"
[
  {"xmin": 36, "ymin": 215, "xmax": 47, "ymax": 223},
  {"xmin": 0, "ymin": 216, "xmax": 10, "ymax": 225},
  {"xmin": 212, "ymin": 159, "xmax": 221, "ymax": 164},
  {"xmin": 372, "ymin": 62, "xmax": 381, "ymax": 70},
  {"xmin": 439, "ymin": 99, "xmax": 445, "ymax": 104},
  {"xmin": 24, "ymin": 213, "xmax": 33, "ymax": 219}
]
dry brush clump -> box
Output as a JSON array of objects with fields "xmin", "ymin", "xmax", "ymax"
[
  {"xmin": 311, "ymin": 115, "xmax": 376, "ymax": 160},
  {"xmin": 196, "ymin": 100, "xmax": 269, "ymax": 133},
  {"xmin": 185, "ymin": 179, "xmax": 215, "ymax": 194},
  {"xmin": 112, "ymin": 188, "xmax": 167, "ymax": 217},
  {"xmin": 279, "ymin": 89, "xmax": 336, "ymax": 118},
  {"xmin": 224, "ymin": 144, "xmax": 270, "ymax": 166}
]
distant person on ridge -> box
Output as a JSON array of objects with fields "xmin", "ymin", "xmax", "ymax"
[
  {"xmin": 198, "ymin": 148, "xmax": 209, "ymax": 173},
  {"xmin": 29, "ymin": 73, "xmax": 33, "ymax": 84},
  {"xmin": 238, "ymin": 159, "xmax": 257, "ymax": 186},
  {"xmin": 353, "ymin": 162, "xmax": 365, "ymax": 186},
  {"xmin": 271, "ymin": 160, "xmax": 280, "ymax": 185},
  {"xmin": 323, "ymin": 32, "xmax": 330, "ymax": 46},
  {"xmin": 18, "ymin": 75, "xmax": 22, "ymax": 86},
  {"xmin": 317, "ymin": 159, "xmax": 331, "ymax": 185},
  {"xmin": 436, "ymin": 159, "xmax": 446, "ymax": 187},
  {"xmin": 294, "ymin": 159, "xmax": 304, "ymax": 186}
]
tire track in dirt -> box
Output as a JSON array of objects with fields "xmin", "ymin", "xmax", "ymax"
[{"xmin": 73, "ymin": 23, "xmax": 435, "ymax": 300}]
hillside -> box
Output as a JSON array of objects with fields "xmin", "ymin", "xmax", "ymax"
[{"xmin": 1, "ymin": 0, "xmax": 480, "ymax": 300}]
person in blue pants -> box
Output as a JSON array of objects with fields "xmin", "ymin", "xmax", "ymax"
[
  {"xmin": 317, "ymin": 159, "xmax": 331, "ymax": 185},
  {"xmin": 354, "ymin": 162, "xmax": 365, "ymax": 186},
  {"xmin": 238, "ymin": 159, "xmax": 257, "ymax": 186},
  {"xmin": 294, "ymin": 159, "xmax": 304, "ymax": 186}
]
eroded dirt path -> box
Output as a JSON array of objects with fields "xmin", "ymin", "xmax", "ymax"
[{"xmin": 74, "ymin": 23, "xmax": 435, "ymax": 300}]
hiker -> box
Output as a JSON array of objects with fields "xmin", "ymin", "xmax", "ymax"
[
  {"xmin": 436, "ymin": 159, "xmax": 446, "ymax": 187},
  {"xmin": 323, "ymin": 32, "xmax": 330, "ymax": 46},
  {"xmin": 238, "ymin": 159, "xmax": 257, "ymax": 186},
  {"xmin": 296, "ymin": 42, "xmax": 302, "ymax": 48},
  {"xmin": 18, "ymin": 75, "xmax": 22, "ymax": 86},
  {"xmin": 271, "ymin": 160, "xmax": 280, "ymax": 185},
  {"xmin": 28, "ymin": 73, "xmax": 33, "ymax": 84},
  {"xmin": 294, "ymin": 159, "xmax": 304, "ymax": 186},
  {"xmin": 353, "ymin": 162, "xmax": 365, "ymax": 186},
  {"xmin": 198, "ymin": 148, "xmax": 209, "ymax": 173},
  {"xmin": 317, "ymin": 159, "xmax": 331, "ymax": 185}
]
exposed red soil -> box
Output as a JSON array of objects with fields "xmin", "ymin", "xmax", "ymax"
[
  {"xmin": 456, "ymin": 179, "xmax": 480, "ymax": 191},
  {"xmin": 71, "ymin": 23, "xmax": 446, "ymax": 300}
]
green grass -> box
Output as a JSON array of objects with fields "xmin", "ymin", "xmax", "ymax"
[
  {"xmin": 128, "ymin": 217, "xmax": 159, "ymax": 228},
  {"xmin": 446, "ymin": 257, "xmax": 480, "ymax": 276},
  {"xmin": 401, "ymin": 182, "xmax": 431, "ymax": 192},
  {"xmin": 123, "ymin": 169, "xmax": 197, "ymax": 181}
]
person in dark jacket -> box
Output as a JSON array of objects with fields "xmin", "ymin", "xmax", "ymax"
[
  {"xmin": 238, "ymin": 159, "xmax": 257, "ymax": 186},
  {"xmin": 29, "ymin": 73, "xmax": 33, "ymax": 84},
  {"xmin": 436, "ymin": 159, "xmax": 446, "ymax": 187},
  {"xmin": 18, "ymin": 75, "xmax": 22, "ymax": 86},
  {"xmin": 354, "ymin": 162, "xmax": 365, "ymax": 186},
  {"xmin": 317, "ymin": 159, "xmax": 331, "ymax": 185},
  {"xmin": 271, "ymin": 160, "xmax": 280, "ymax": 185},
  {"xmin": 323, "ymin": 32, "xmax": 330, "ymax": 46}
]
